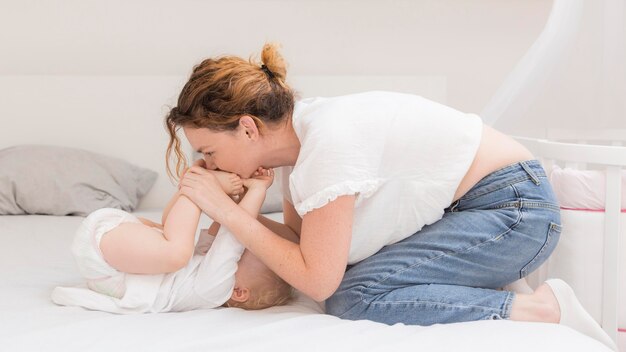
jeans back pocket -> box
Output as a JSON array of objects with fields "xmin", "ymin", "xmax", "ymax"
[{"xmin": 520, "ymin": 222, "xmax": 562, "ymax": 278}]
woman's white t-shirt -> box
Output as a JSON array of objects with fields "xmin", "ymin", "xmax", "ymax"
[{"xmin": 281, "ymin": 91, "xmax": 483, "ymax": 264}]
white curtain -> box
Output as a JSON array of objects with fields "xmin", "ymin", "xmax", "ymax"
[{"xmin": 482, "ymin": 0, "xmax": 626, "ymax": 138}]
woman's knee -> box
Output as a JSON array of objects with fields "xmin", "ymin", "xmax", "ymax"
[
  {"xmin": 325, "ymin": 283, "xmax": 369, "ymax": 318},
  {"xmin": 325, "ymin": 291, "xmax": 366, "ymax": 319}
]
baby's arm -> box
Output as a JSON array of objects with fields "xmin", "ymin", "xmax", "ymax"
[
  {"xmin": 99, "ymin": 194, "xmax": 201, "ymax": 274},
  {"xmin": 99, "ymin": 166, "xmax": 243, "ymax": 274},
  {"xmin": 161, "ymin": 189, "xmax": 183, "ymax": 225}
]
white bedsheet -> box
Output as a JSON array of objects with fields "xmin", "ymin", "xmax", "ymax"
[{"xmin": 0, "ymin": 211, "xmax": 611, "ymax": 351}]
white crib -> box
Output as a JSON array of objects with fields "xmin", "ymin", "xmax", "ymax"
[{"xmin": 514, "ymin": 130, "xmax": 626, "ymax": 346}]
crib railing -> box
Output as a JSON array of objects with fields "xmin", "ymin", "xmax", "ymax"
[{"xmin": 513, "ymin": 135, "xmax": 626, "ymax": 344}]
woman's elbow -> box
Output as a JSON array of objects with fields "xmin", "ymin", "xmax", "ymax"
[
  {"xmin": 307, "ymin": 276, "xmax": 342, "ymax": 302},
  {"xmin": 309, "ymin": 289, "xmax": 335, "ymax": 302}
]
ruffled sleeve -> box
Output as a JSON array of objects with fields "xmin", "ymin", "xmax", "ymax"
[
  {"xmin": 295, "ymin": 179, "xmax": 381, "ymax": 216},
  {"xmin": 289, "ymin": 103, "xmax": 386, "ymax": 217}
]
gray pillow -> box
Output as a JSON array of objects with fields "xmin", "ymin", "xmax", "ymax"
[{"xmin": 0, "ymin": 145, "xmax": 157, "ymax": 216}]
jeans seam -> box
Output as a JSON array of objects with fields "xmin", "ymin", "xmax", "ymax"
[
  {"xmin": 520, "ymin": 160, "xmax": 541, "ymax": 185},
  {"xmin": 500, "ymin": 291, "xmax": 515, "ymax": 319},
  {"xmin": 491, "ymin": 201, "xmax": 521, "ymax": 209},
  {"xmin": 365, "ymin": 197, "xmax": 524, "ymax": 293},
  {"xmin": 519, "ymin": 201, "xmax": 561, "ymax": 212},
  {"xmin": 461, "ymin": 176, "xmax": 546, "ymax": 201},
  {"xmin": 368, "ymin": 299, "xmax": 510, "ymax": 314},
  {"xmin": 461, "ymin": 176, "xmax": 529, "ymax": 200}
]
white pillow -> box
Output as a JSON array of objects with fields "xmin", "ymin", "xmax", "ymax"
[{"xmin": 549, "ymin": 165, "xmax": 626, "ymax": 210}]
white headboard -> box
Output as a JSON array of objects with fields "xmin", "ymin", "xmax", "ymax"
[{"xmin": 0, "ymin": 74, "xmax": 446, "ymax": 210}]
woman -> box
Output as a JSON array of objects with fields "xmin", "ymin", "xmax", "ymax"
[{"xmin": 165, "ymin": 43, "xmax": 615, "ymax": 349}]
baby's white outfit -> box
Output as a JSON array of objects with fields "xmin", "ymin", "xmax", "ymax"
[
  {"xmin": 281, "ymin": 91, "xmax": 483, "ymax": 264},
  {"xmin": 51, "ymin": 208, "xmax": 243, "ymax": 313}
]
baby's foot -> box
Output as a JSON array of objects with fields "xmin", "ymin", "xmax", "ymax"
[
  {"xmin": 243, "ymin": 167, "xmax": 275, "ymax": 191},
  {"xmin": 209, "ymin": 170, "xmax": 244, "ymax": 196}
]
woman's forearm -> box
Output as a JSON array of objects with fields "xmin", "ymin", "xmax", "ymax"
[
  {"xmin": 236, "ymin": 187, "xmax": 266, "ymax": 219},
  {"xmin": 198, "ymin": 187, "xmax": 265, "ymax": 246},
  {"xmin": 220, "ymin": 204, "xmax": 331, "ymax": 302},
  {"xmin": 257, "ymin": 215, "xmax": 300, "ymax": 244},
  {"xmin": 195, "ymin": 189, "xmax": 264, "ymax": 255}
]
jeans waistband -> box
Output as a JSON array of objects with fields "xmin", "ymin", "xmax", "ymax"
[{"xmin": 459, "ymin": 159, "xmax": 547, "ymax": 201}]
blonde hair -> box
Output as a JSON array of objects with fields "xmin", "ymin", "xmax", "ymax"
[
  {"xmin": 227, "ymin": 265, "xmax": 294, "ymax": 310},
  {"xmin": 164, "ymin": 43, "xmax": 296, "ymax": 182}
]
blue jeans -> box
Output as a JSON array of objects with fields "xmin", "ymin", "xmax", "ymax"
[{"xmin": 325, "ymin": 160, "xmax": 562, "ymax": 325}]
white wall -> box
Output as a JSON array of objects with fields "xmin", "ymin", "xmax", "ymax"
[
  {"xmin": 0, "ymin": 0, "xmax": 552, "ymax": 112},
  {"xmin": 0, "ymin": 0, "xmax": 553, "ymax": 209}
]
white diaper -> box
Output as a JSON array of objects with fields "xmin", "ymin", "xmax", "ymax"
[{"xmin": 71, "ymin": 208, "xmax": 142, "ymax": 299}]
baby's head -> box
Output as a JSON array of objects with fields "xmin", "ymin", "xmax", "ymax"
[{"xmin": 226, "ymin": 249, "xmax": 293, "ymax": 310}]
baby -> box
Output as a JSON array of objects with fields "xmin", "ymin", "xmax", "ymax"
[{"xmin": 51, "ymin": 163, "xmax": 292, "ymax": 313}]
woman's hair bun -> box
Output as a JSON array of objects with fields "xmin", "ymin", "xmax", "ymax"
[{"xmin": 260, "ymin": 42, "xmax": 288, "ymax": 81}]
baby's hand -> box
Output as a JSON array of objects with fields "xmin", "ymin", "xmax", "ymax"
[
  {"xmin": 243, "ymin": 167, "xmax": 275, "ymax": 191},
  {"xmin": 208, "ymin": 170, "xmax": 244, "ymax": 196}
]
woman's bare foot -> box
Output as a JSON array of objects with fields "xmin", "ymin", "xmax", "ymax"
[
  {"xmin": 511, "ymin": 280, "xmax": 617, "ymax": 350},
  {"xmin": 532, "ymin": 282, "xmax": 561, "ymax": 322},
  {"xmin": 544, "ymin": 279, "xmax": 617, "ymax": 350},
  {"xmin": 510, "ymin": 282, "xmax": 560, "ymax": 323},
  {"xmin": 209, "ymin": 170, "xmax": 244, "ymax": 196}
]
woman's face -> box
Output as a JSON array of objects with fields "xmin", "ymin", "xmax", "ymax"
[{"xmin": 183, "ymin": 124, "xmax": 260, "ymax": 178}]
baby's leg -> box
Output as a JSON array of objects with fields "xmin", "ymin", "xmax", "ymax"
[
  {"xmin": 100, "ymin": 223, "xmax": 190, "ymax": 274},
  {"xmin": 210, "ymin": 170, "xmax": 244, "ymax": 195}
]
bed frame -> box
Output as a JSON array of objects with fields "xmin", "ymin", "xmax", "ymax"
[{"xmin": 514, "ymin": 130, "xmax": 626, "ymax": 343}]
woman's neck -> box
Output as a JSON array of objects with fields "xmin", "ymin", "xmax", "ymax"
[{"xmin": 262, "ymin": 119, "xmax": 300, "ymax": 168}]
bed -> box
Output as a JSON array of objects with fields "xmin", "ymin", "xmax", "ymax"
[
  {"xmin": 0, "ymin": 210, "xmax": 612, "ymax": 351},
  {"xmin": 0, "ymin": 75, "xmax": 616, "ymax": 351}
]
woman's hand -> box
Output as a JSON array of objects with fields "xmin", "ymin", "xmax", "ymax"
[
  {"xmin": 179, "ymin": 166, "xmax": 237, "ymax": 223},
  {"xmin": 178, "ymin": 159, "xmax": 206, "ymax": 190}
]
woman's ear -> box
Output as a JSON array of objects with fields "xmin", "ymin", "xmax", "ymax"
[
  {"xmin": 239, "ymin": 115, "xmax": 260, "ymax": 141},
  {"xmin": 230, "ymin": 286, "xmax": 250, "ymax": 303}
]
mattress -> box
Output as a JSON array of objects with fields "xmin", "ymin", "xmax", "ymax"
[{"xmin": 0, "ymin": 211, "xmax": 612, "ymax": 352}]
